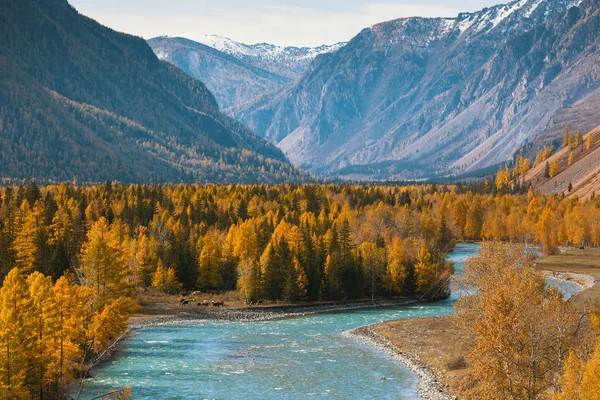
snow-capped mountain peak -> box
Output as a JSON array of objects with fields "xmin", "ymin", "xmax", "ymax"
[{"xmin": 168, "ymin": 33, "xmax": 346, "ymax": 63}]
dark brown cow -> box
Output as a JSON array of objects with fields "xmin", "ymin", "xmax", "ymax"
[{"xmin": 212, "ymin": 300, "xmax": 224, "ymax": 307}]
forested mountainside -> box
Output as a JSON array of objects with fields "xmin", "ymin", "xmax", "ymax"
[
  {"xmin": 0, "ymin": 0, "xmax": 310, "ymax": 184},
  {"xmin": 232, "ymin": 0, "xmax": 599, "ymax": 180},
  {"xmin": 148, "ymin": 36, "xmax": 344, "ymax": 110},
  {"xmin": 519, "ymin": 126, "xmax": 600, "ymax": 199}
]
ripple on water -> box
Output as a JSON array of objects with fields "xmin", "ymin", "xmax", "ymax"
[{"xmin": 79, "ymin": 244, "xmax": 475, "ymax": 400}]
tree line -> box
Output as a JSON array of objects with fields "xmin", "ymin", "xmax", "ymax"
[
  {"xmin": 0, "ymin": 182, "xmax": 599, "ymax": 398},
  {"xmin": 1, "ymin": 182, "xmax": 599, "ymax": 294}
]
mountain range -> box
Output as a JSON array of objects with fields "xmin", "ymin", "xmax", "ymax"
[
  {"xmin": 148, "ymin": 35, "xmax": 345, "ymax": 110},
  {"xmin": 0, "ymin": 0, "xmax": 309, "ymax": 184},
  {"xmin": 155, "ymin": 0, "xmax": 600, "ymax": 180}
]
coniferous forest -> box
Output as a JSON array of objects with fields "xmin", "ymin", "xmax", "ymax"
[
  {"xmin": 3, "ymin": 0, "xmax": 600, "ymax": 398},
  {"xmin": 0, "ymin": 183, "xmax": 600, "ymax": 398},
  {"xmin": 0, "ymin": 0, "xmax": 311, "ymax": 184}
]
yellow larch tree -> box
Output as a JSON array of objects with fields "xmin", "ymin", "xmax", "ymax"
[
  {"xmin": 197, "ymin": 229, "xmax": 224, "ymax": 290},
  {"xmin": 414, "ymin": 242, "xmax": 434, "ymax": 294},
  {"xmin": 80, "ymin": 217, "xmax": 131, "ymax": 308},
  {"xmin": 26, "ymin": 272, "xmax": 56, "ymax": 399},
  {"xmin": 495, "ymin": 166, "xmax": 511, "ymax": 191},
  {"xmin": 293, "ymin": 257, "xmax": 308, "ymax": 300},
  {"xmin": 85, "ymin": 297, "xmax": 139, "ymax": 354},
  {"xmin": 0, "ymin": 268, "xmax": 33, "ymax": 400},
  {"xmin": 586, "ymin": 132, "xmax": 595, "ymax": 150},
  {"xmin": 457, "ymin": 243, "xmax": 583, "ymax": 400},
  {"xmin": 549, "ymin": 160, "xmax": 560, "ymax": 178},
  {"xmin": 359, "ymin": 241, "xmax": 386, "ymax": 300},
  {"xmin": 575, "ymin": 130, "xmax": 584, "ymax": 148},
  {"xmin": 554, "ymin": 311, "xmax": 600, "ymax": 400},
  {"xmin": 535, "ymin": 146, "xmax": 554, "ymax": 166},
  {"xmin": 13, "ymin": 201, "xmax": 48, "ymax": 275},
  {"xmin": 382, "ymin": 237, "xmax": 408, "ymax": 295},
  {"xmin": 164, "ymin": 267, "xmax": 182, "ymax": 295},
  {"xmin": 518, "ymin": 157, "xmax": 531, "ymax": 176},
  {"xmin": 50, "ymin": 276, "xmax": 92, "ymax": 394}
]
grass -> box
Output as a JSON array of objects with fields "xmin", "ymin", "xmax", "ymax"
[{"xmin": 535, "ymin": 247, "xmax": 600, "ymax": 270}]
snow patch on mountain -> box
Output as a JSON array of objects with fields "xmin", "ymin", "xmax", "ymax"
[
  {"xmin": 171, "ymin": 34, "xmax": 346, "ymax": 64},
  {"xmin": 155, "ymin": 51, "xmax": 169, "ymax": 60},
  {"xmin": 524, "ymin": 0, "xmax": 545, "ymax": 17},
  {"xmin": 191, "ymin": 34, "xmax": 256, "ymax": 57},
  {"xmin": 488, "ymin": 0, "xmax": 529, "ymax": 28}
]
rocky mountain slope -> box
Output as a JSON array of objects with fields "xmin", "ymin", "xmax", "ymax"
[
  {"xmin": 523, "ymin": 126, "xmax": 600, "ymax": 200},
  {"xmin": 233, "ymin": 0, "xmax": 600, "ymax": 180},
  {"xmin": 148, "ymin": 35, "xmax": 344, "ymax": 109},
  {"xmin": 0, "ymin": 0, "xmax": 309, "ymax": 183}
]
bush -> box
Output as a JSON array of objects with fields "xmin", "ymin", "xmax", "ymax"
[{"xmin": 446, "ymin": 356, "xmax": 468, "ymax": 370}]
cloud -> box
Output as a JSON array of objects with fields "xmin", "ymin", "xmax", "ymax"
[{"xmin": 70, "ymin": 1, "xmax": 469, "ymax": 46}]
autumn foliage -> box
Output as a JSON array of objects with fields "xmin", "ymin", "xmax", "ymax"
[
  {"xmin": 0, "ymin": 182, "xmax": 598, "ymax": 398},
  {"xmin": 456, "ymin": 243, "xmax": 586, "ymax": 399}
]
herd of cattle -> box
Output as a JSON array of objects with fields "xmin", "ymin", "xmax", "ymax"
[
  {"xmin": 178, "ymin": 295, "xmax": 225, "ymax": 307},
  {"xmin": 177, "ymin": 293, "xmax": 266, "ymax": 308}
]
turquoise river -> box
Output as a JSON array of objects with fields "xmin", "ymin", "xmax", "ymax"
[{"xmin": 78, "ymin": 243, "xmax": 580, "ymax": 399}]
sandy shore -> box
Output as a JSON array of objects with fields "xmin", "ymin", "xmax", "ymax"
[
  {"xmin": 359, "ymin": 268, "xmax": 596, "ymax": 400},
  {"xmin": 343, "ymin": 325, "xmax": 455, "ymax": 400}
]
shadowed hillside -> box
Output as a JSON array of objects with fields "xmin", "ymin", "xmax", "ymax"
[{"xmin": 0, "ymin": 0, "xmax": 310, "ymax": 183}]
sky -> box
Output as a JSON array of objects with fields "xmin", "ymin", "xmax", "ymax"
[{"xmin": 69, "ymin": 0, "xmax": 506, "ymax": 47}]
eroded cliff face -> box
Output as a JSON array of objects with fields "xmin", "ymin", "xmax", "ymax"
[{"xmin": 234, "ymin": 0, "xmax": 600, "ymax": 180}]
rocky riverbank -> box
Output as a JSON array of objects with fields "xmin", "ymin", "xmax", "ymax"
[
  {"xmin": 129, "ymin": 298, "xmax": 422, "ymax": 329},
  {"xmin": 343, "ymin": 325, "xmax": 455, "ymax": 400},
  {"xmin": 542, "ymin": 270, "xmax": 596, "ymax": 292},
  {"xmin": 366, "ymin": 265, "xmax": 597, "ymax": 400}
]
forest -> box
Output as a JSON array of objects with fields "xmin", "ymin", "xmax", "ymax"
[
  {"xmin": 1, "ymin": 0, "xmax": 311, "ymax": 185},
  {"xmin": 0, "ymin": 182, "xmax": 599, "ymax": 398}
]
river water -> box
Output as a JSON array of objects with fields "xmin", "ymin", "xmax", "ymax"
[{"xmin": 77, "ymin": 243, "xmax": 577, "ymax": 400}]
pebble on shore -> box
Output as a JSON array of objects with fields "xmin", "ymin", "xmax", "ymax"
[
  {"xmin": 129, "ymin": 298, "xmax": 421, "ymax": 329},
  {"xmin": 343, "ymin": 325, "xmax": 456, "ymax": 400}
]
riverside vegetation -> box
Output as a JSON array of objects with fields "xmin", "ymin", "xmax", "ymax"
[
  {"xmin": 1, "ymin": 183, "xmax": 600, "ymax": 399},
  {"xmin": 455, "ymin": 243, "xmax": 600, "ymax": 399}
]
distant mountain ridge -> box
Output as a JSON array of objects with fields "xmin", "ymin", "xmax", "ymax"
[
  {"xmin": 165, "ymin": 34, "xmax": 346, "ymax": 78},
  {"xmin": 0, "ymin": 0, "xmax": 309, "ymax": 183},
  {"xmin": 148, "ymin": 35, "xmax": 345, "ymax": 109},
  {"xmin": 231, "ymin": 0, "xmax": 600, "ymax": 180}
]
